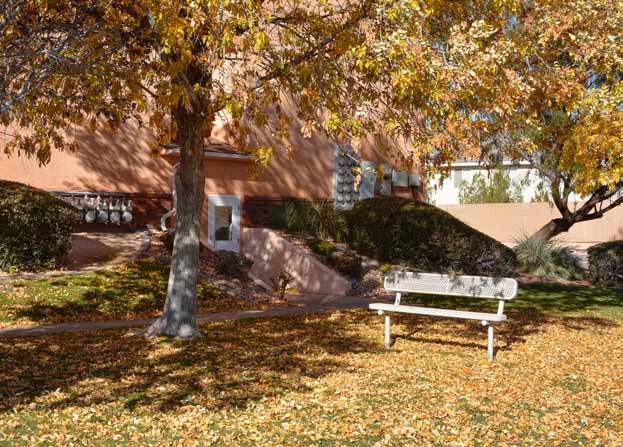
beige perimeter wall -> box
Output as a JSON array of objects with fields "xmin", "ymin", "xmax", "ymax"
[{"xmin": 439, "ymin": 202, "xmax": 623, "ymax": 243}]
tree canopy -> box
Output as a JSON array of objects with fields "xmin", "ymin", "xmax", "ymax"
[
  {"xmin": 435, "ymin": 0, "xmax": 623, "ymax": 238},
  {"xmin": 7, "ymin": 0, "xmax": 503, "ymax": 336},
  {"xmin": 2, "ymin": 0, "xmax": 621, "ymax": 333}
]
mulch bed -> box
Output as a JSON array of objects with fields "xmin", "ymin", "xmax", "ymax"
[{"xmin": 146, "ymin": 230, "xmax": 282, "ymax": 305}]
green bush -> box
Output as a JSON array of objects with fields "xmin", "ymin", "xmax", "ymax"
[
  {"xmin": 215, "ymin": 250, "xmax": 253, "ymax": 278},
  {"xmin": 0, "ymin": 181, "xmax": 77, "ymax": 271},
  {"xmin": 306, "ymin": 238, "xmax": 337, "ymax": 258},
  {"xmin": 459, "ymin": 170, "xmax": 526, "ymax": 204},
  {"xmin": 588, "ymin": 241, "xmax": 623, "ymax": 287},
  {"xmin": 344, "ymin": 198, "xmax": 517, "ymax": 277},
  {"xmin": 329, "ymin": 251, "xmax": 363, "ymax": 279},
  {"xmin": 514, "ymin": 234, "xmax": 584, "ymax": 280},
  {"xmin": 379, "ymin": 263, "xmax": 392, "ymax": 277},
  {"xmin": 271, "ymin": 199, "xmax": 348, "ymax": 241},
  {"xmin": 306, "ymin": 238, "xmax": 363, "ymax": 279}
]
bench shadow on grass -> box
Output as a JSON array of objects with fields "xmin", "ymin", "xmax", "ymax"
[
  {"xmin": 0, "ymin": 312, "xmax": 384, "ymax": 414},
  {"xmin": 387, "ymin": 282, "xmax": 622, "ymax": 356},
  {"xmin": 391, "ymin": 313, "xmax": 619, "ymax": 358}
]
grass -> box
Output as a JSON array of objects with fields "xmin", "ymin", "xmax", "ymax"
[
  {"xmin": 0, "ymin": 263, "xmax": 622, "ymax": 445},
  {"xmin": 403, "ymin": 282, "xmax": 623, "ymax": 321},
  {"xmin": 0, "ymin": 258, "xmax": 263, "ymax": 327},
  {"xmin": 1, "ymin": 307, "xmax": 622, "ymax": 446}
]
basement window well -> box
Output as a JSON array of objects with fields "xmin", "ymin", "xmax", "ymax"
[{"xmin": 215, "ymin": 206, "xmax": 233, "ymax": 241}]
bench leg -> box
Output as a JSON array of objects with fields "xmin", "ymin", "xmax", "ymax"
[
  {"xmin": 487, "ymin": 325, "xmax": 494, "ymax": 362},
  {"xmin": 384, "ymin": 315, "xmax": 391, "ymax": 350}
]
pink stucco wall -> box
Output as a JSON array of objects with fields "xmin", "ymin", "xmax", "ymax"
[
  {"xmin": 440, "ymin": 202, "xmax": 623, "ymax": 243},
  {"xmin": 0, "ymin": 122, "xmax": 172, "ymax": 194},
  {"xmin": 243, "ymin": 228, "xmax": 352, "ymax": 295},
  {"xmin": 3, "ymin": 103, "xmax": 420, "ymax": 241}
]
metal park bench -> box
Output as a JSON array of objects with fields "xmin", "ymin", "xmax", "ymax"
[{"xmin": 369, "ymin": 272, "xmax": 518, "ymax": 361}]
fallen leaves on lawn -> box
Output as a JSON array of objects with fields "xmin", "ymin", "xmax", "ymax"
[{"xmin": 0, "ymin": 310, "xmax": 622, "ymax": 446}]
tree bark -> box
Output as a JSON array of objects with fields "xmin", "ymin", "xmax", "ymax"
[
  {"xmin": 147, "ymin": 106, "xmax": 206, "ymax": 338},
  {"xmin": 530, "ymin": 217, "xmax": 573, "ymax": 242}
]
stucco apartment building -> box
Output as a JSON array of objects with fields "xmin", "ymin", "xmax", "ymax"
[{"xmin": 1, "ymin": 116, "xmax": 423, "ymax": 254}]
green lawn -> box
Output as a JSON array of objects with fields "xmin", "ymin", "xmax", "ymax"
[
  {"xmin": 0, "ymin": 258, "xmax": 263, "ymax": 327},
  {"xmin": 404, "ymin": 282, "xmax": 623, "ymax": 321},
  {"xmin": 0, "ymin": 280, "xmax": 622, "ymax": 446}
]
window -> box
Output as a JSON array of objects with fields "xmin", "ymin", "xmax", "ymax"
[{"xmin": 214, "ymin": 206, "xmax": 233, "ymax": 241}]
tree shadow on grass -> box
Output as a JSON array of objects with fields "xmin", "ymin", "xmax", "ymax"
[
  {"xmin": 1, "ymin": 282, "xmax": 622, "ymax": 415},
  {"xmin": 5, "ymin": 259, "xmax": 222, "ymax": 324},
  {"xmin": 0, "ymin": 312, "xmax": 383, "ymax": 414}
]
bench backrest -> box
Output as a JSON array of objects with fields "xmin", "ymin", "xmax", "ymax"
[{"xmin": 384, "ymin": 272, "xmax": 517, "ymax": 300}]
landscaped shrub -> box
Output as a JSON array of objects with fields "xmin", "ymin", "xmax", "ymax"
[
  {"xmin": 270, "ymin": 200, "xmax": 312, "ymax": 233},
  {"xmin": 514, "ymin": 234, "xmax": 584, "ymax": 280},
  {"xmin": 305, "ymin": 238, "xmax": 363, "ymax": 279},
  {"xmin": 215, "ymin": 250, "xmax": 253, "ymax": 278},
  {"xmin": 344, "ymin": 198, "xmax": 517, "ymax": 277},
  {"xmin": 588, "ymin": 241, "xmax": 623, "ymax": 287},
  {"xmin": 307, "ymin": 200, "xmax": 349, "ymax": 241},
  {"xmin": 329, "ymin": 251, "xmax": 363, "ymax": 279},
  {"xmin": 270, "ymin": 199, "xmax": 348, "ymax": 241},
  {"xmin": 306, "ymin": 238, "xmax": 337, "ymax": 258},
  {"xmin": 0, "ymin": 180, "xmax": 77, "ymax": 271}
]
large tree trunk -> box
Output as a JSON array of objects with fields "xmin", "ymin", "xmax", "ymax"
[
  {"xmin": 148, "ymin": 107, "xmax": 205, "ymax": 338},
  {"xmin": 530, "ymin": 217, "xmax": 573, "ymax": 242}
]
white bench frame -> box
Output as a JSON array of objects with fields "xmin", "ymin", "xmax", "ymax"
[{"xmin": 370, "ymin": 272, "xmax": 518, "ymax": 361}]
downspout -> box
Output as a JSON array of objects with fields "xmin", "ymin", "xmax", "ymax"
[{"xmin": 160, "ymin": 162, "xmax": 180, "ymax": 231}]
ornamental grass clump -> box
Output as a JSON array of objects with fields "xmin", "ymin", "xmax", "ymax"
[{"xmin": 513, "ymin": 234, "xmax": 585, "ymax": 280}]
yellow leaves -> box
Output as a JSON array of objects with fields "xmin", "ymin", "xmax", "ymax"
[
  {"xmin": 560, "ymin": 106, "xmax": 623, "ymax": 194},
  {"xmin": 300, "ymin": 120, "xmax": 316, "ymax": 139},
  {"xmin": 254, "ymin": 31, "xmax": 269, "ymax": 51},
  {"xmin": 252, "ymin": 146, "xmax": 273, "ymax": 167},
  {"xmin": 1, "ymin": 303, "xmax": 622, "ymax": 445}
]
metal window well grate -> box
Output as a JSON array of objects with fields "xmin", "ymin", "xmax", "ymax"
[{"xmin": 53, "ymin": 192, "xmax": 133, "ymax": 225}]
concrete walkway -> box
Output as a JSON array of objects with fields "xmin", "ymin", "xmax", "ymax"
[
  {"xmin": 0, "ymin": 230, "xmax": 151, "ymax": 282},
  {"xmin": 0, "ymin": 295, "xmax": 386, "ymax": 338}
]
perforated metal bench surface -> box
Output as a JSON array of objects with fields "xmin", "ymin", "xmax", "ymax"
[
  {"xmin": 383, "ymin": 272, "xmax": 517, "ymax": 299},
  {"xmin": 370, "ymin": 271, "xmax": 518, "ymax": 361}
]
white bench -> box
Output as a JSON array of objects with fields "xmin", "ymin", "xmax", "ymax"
[{"xmin": 369, "ymin": 271, "xmax": 518, "ymax": 361}]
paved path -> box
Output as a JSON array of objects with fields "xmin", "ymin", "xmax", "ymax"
[
  {"xmin": 0, "ymin": 230, "xmax": 151, "ymax": 282},
  {"xmin": 0, "ymin": 295, "xmax": 386, "ymax": 338}
]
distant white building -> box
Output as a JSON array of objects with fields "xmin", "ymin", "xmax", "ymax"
[{"xmin": 427, "ymin": 160, "xmax": 571, "ymax": 205}]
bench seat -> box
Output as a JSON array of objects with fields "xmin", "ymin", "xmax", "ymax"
[{"xmin": 369, "ymin": 303, "xmax": 507, "ymax": 322}]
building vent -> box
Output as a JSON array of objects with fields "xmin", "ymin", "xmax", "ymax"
[
  {"xmin": 378, "ymin": 163, "xmax": 392, "ymax": 196},
  {"xmin": 359, "ymin": 160, "xmax": 376, "ymax": 200},
  {"xmin": 332, "ymin": 145, "xmax": 360, "ymax": 210}
]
